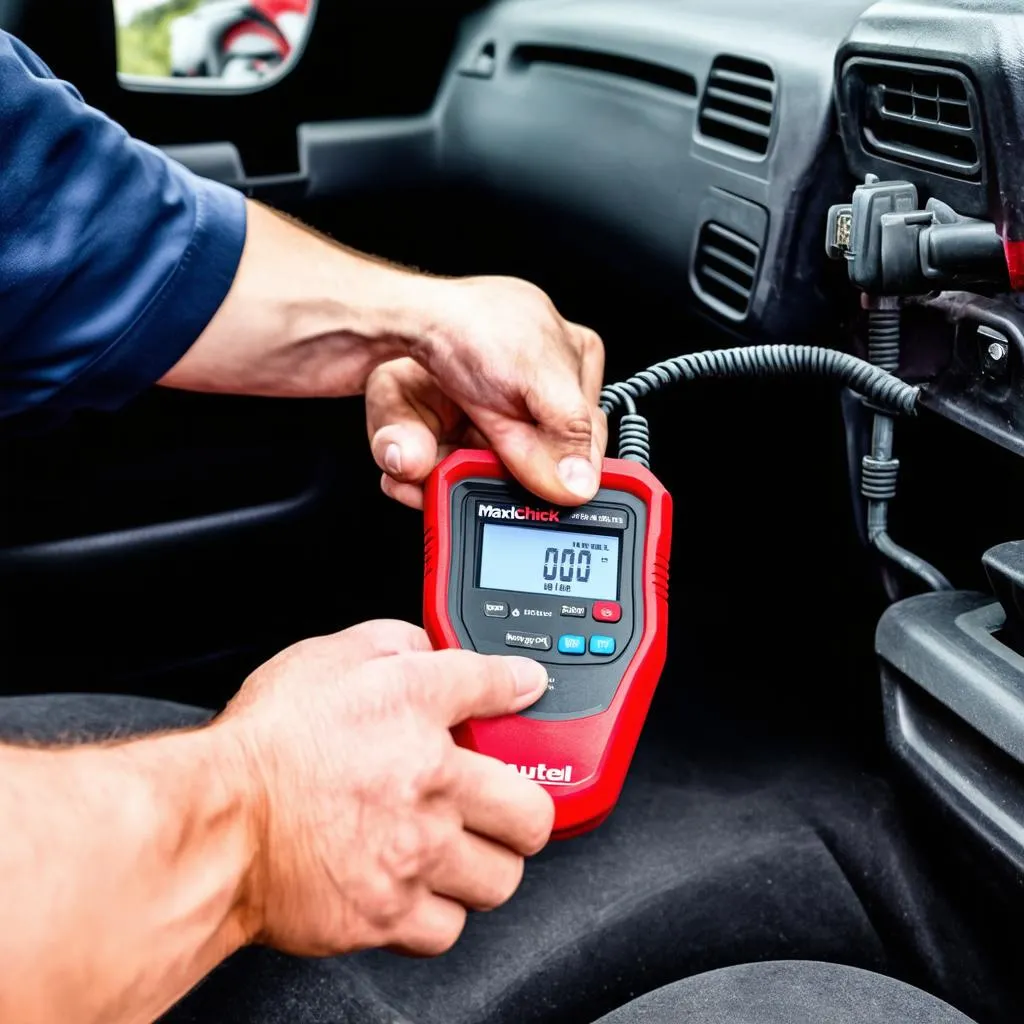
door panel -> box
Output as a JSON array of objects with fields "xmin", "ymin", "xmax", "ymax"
[
  {"xmin": 161, "ymin": 114, "xmax": 439, "ymax": 199},
  {"xmin": 0, "ymin": 0, "xmax": 481, "ymax": 701},
  {"xmin": 0, "ymin": 390, "xmax": 427, "ymax": 704}
]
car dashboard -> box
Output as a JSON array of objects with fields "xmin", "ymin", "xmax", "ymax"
[
  {"xmin": 434, "ymin": 0, "xmax": 871, "ymax": 338},
  {"xmin": 428, "ymin": 0, "xmax": 1024, "ymax": 334}
]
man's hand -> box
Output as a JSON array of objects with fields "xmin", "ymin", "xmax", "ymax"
[
  {"xmin": 366, "ymin": 276, "xmax": 607, "ymax": 509},
  {"xmin": 159, "ymin": 202, "xmax": 608, "ymax": 509},
  {"xmin": 219, "ymin": 620, "xmax": 554, "ymax": 957},
  {"xmin": 0, "ymin": 620, "xmax": 552, "ymax": 1023}
]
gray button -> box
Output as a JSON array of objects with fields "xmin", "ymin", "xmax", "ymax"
[
  {"xmin": 560, "ymin": 603, "xmax": 587, "ymax": 618},
  {"xmin": 483, "ymin": 601, "xmax": 509, "ymax": 618},
  {"xmin": 504, "ymin": 631, "xmax": 552, "ymax": 651}
]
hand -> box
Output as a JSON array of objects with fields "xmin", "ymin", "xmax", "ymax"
[
  {"xmin": 157, "ymin": 204, "xmax": 606, "ymax": 506},
  {"xmin": 367, "ymin": 275, "xmax": 608, "ymax": 510},
  {"xmin": 217, "ymin": 620, "xmax": 554, "ymax": 957}
]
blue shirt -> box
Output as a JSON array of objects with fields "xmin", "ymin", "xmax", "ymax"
[{"xmin": 0, "ymin": 30, "xmax": 247, "ymax": 424}]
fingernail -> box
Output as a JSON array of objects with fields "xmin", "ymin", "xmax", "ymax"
[
  {"xmin": 511, "ymin": 658, "xmax": 548, "ymax": 698},
  {"xmin": 558, "ymin": 456, "xmax": 598, "ymax": 499},
  {"xmin": 384, "ymin": 442, "xmax": 403, "ymax": 476}
]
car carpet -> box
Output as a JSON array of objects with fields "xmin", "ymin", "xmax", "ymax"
[{"xmin": 0, "ymin": 692, "xmax": 1002, "ymax": 1024}]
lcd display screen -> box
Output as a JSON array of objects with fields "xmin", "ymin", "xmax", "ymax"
[{"xmin": 479, "ymin": 524, "xmax": 619, "ymax": 599}]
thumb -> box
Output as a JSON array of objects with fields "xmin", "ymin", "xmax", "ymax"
[
  {"xmin": 398, "ymin": 650, "xmax": 549, "ymax": 726},
  {"xmin": 476, "ymin": 384, "xmax": 602, "ymax": 506},
  {"xmin": 531, "ymin": 386, "xmax": 603, "ymax": 503}
]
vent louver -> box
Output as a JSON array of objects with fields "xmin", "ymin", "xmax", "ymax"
[
  {"xmin": 693, "ymin": 222, "xmax": 759, "ymax": 318},
  {"xmin": 855, "ymin": 60, "xmax": 982, "ymax": 180},
  {"xmin": 698, "ymin": 56, "xmax": 776, "ymax": 156}
]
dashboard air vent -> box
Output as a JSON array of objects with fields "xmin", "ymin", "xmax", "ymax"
[
  {"xmin": 693, "ymin": 222, "xmax": 759, "ymax": 318},
  {"xmin": 855, "ymin": 60, "xmax": 982, "ymax": 180},
  {"xmin": 698, "ymin": 55, "xmax": 776, "ymax": 156}
]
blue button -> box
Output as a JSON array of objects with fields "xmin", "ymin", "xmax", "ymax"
[
  {"xmin": 589, "ymin": 635, "xmax": 616, "ymax": 656},
  {"xmin": 557, "ymin": 634, "xmax": 586, "ymax": 655}
]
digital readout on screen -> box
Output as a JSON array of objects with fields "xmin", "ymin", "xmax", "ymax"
[{"xmin": 478, "ymin": 523, "xmax": 619, "ymax": 599}]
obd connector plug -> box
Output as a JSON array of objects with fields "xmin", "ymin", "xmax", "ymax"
[{"xmin": 826, "ymin": 175, "xmax": 1010, "ymax": 296}]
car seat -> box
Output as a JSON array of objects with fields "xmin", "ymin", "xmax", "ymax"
[{"xmin": 593, "ymin": 960, "xmax": 976, "ymax": 1023}]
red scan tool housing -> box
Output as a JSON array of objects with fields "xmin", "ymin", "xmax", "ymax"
[{"xmin": 424, "ymin": 450, "xmax": 672, "ymax": 838}]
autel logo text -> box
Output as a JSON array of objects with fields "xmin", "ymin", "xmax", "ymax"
[
  {"xmin": 507, "ymin": 763, "xmax": 574, "ymax": 784},
  {"xmin": 478, "ymin": 503, "xmax": 560, "ymax": 523}
]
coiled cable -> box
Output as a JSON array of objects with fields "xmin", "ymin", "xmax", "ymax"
[
  {"xmin": 615, "ymin": 414, "xmax": 651, "ymax": 466},
  {"xmin": 598, "ymin": 337, "xmax": 949, "ymax": 594},
  {"xmin": 866, "ymin": 304, "xmax": 901, "ymax": 373},
  {"xmin": 600, "ymin": 344, "xmax": 920, "ymax": 467}
]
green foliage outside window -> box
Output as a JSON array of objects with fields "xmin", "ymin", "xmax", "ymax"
[{"xmin": 116, "ymin": 0, "xmax": 202, "ymax": 77}]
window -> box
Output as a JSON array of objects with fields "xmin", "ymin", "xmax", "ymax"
[{"xmin": 114, "ymin": 0, "xmax": 313, "ymax": 89}]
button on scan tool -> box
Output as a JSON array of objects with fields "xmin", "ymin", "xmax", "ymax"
[
  {"xmin": 504, "ymin": 631, "xmax": 552, "ymax": 651},
  {"xmin": 593, "ymin": 601, "xmax": 622, "ymax": 624},
  {"xmin": 557, "ymin": 634, "xmax": 586, "ymax": 655},
  {"xmin": 483, "ymin": 600, "xmax": 509, "ymax": 618},
  {"xmin": 589, "ymin": 635, "xmax": 616, "ymax": 656},
  {"xmin": 560, "ymin": 603, "xmax": 587, "ymax": 618}
]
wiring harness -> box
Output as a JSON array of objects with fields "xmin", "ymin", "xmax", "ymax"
[{"xmin": 599, "ymin": 341, "xmax": 951, "ymax": 593}]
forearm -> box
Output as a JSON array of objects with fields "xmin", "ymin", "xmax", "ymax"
[
  {"xmin": 159, "ymin": 200, "xmax": 446, "ymax": 399},
  {"xmin": 158, "ymin": 198, "xmax": 606, "ymax": 508},
  {"xmin": 0, "ymin": 725, "xmax": 257, "ymax": 1024}
]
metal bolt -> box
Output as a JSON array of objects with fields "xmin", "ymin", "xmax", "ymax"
[
  {"xmin": 979, "ymin": 326, "xmax": 1010, "ymax": 376},
  {"xmin": 988, "ymin": 340, "xmax": 1008, "ymax": 363}
]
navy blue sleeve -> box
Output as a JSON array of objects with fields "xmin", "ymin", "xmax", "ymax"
[{"xmin": 0, "ymin": 30, "xmax": 248, "ymax": 421}]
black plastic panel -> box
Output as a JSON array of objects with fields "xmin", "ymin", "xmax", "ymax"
[
  {"xmin": 878, "ymin": 590, "xmax": 1024, "ymax": 873},
  {"xmin": 843, "ymin": 58, "xmax": 984, "ymax": 183},
  {"xmin": 689, "ymin": 191, "xmax": 768, "ymax": 322},
  {"xmin": 885, "ymin": 675, "xmax": 1024, "ymax": 875},
  {"xmin": 434, "ymin": 0, "xmax": 874, "ymax": 335},
  {"xmin": 902, "ymin": 293, "xmax": 1024, "ymax": 461},
  {"xmin": 510, "ymin": 44, "xmax": 698, "ymax": 98},
  {"xmin": 836, "ymin": 0, "xmax": 1024, "ymax": 235}
]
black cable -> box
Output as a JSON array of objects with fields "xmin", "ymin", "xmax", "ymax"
[
  {"xmin": 866, "ymin": 303, "xmax": 901, "ymax": 373},
  {"xmin": 858, "ymin": 307, "xmax": 953, "ymax": 593},
  {"xmin": 599, "ymin": 336, "xmax": 951, "ymax": 594},
  {"xmin": 873, "ymin": 530, "xmax": 952, "ymax": 592},
  {"xmin": 601, "ymin": 344, "xmax": 919, "ymax": 418},
  {"xmin": 600, "ymin": 344, "xmax": 920, "ymax": 467}
]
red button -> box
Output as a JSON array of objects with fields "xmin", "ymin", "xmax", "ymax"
[{"xmin": 592, "ymin": 601, "xmax": 622, "ymax": 623}]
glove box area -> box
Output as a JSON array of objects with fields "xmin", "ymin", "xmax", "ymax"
[{"xmin": 879, "ymin": 543, "xmax": 1024, "ymax": 878}]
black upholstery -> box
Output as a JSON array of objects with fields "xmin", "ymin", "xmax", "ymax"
[
  {"xmin": 593, "ymin": 961, "xmax": 977, "ymax": 1024},
  {"xmin": 0, "ymin": 1, "xmax": 27, "ymax": 31},
  {"xmin": 1, "ymin": 0, "xmax": 119, "ymax": 110}
]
